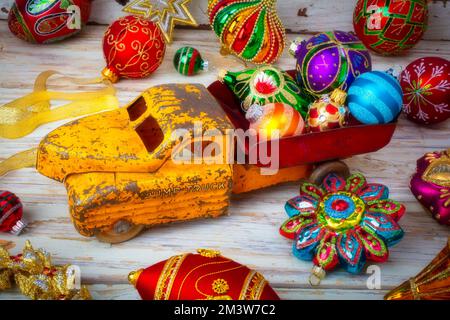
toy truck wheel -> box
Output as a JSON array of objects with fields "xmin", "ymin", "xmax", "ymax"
[
  {"xmin": 95, "ymin": 220, "xmax": 144, "ymax": 244},
  {"xmin": 309, "ymin": 160, "xmax": 350, "ymax": 185}
]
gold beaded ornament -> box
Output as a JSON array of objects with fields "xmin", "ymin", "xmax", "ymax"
[{"xmin": 208, "ymin": 0, "xmax": 286, "ymax": 64}]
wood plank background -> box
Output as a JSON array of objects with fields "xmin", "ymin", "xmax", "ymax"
[
  {"xmin": 0, "ymin": 0, "xmax": 449, "ymax": 40},
  {"xmin": 0, "ymin": 0, "xmax": 449, "ymax": 300}
]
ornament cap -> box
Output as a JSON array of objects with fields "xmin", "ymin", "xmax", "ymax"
[
  {"xmin": 289, "ymin": 38, "xmax": 303, "ymax": 58},
  {"xmin": 102, "ymin": 66, "xmax": 119, "ymax": 83},
  {"xmin": 245, "ymin": 104, "xmax": 264, "ymax": 123},
  {"xmin": 309, "ymin": 265, "xmax": 326, "ymax": 286},
  {"xmin": 197, "ymin": 248, "xmax": 221, "ymax": 258},
  {"xmin": 218, "ymin": 69, "xmax": 228, "ymax": 83},
  {"xmin": 128, "ymin": 269, "xmax": 143, "ymax": 287},
  {"xmin": 330, "ymin": 89, "xmax": 347, "ymax": 105},
  {"xmin": 385, "ymin": 67, "xmax": 402, "ymax": 80},
  {"xmin": 9, "ymin": 218, "xmax": 27, "ymax": 236},
  {"xmin": 201, "ymin": 60, "xmax": 209, "ymax": 72}
]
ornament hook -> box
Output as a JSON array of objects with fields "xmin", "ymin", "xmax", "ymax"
[{"xmin": 309, "ymin": 266, "xmax": 326, "ymax": 286}]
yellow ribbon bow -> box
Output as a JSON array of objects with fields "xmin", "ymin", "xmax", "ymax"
[{"xmin": 0, "ymin": 71, "xmax": 119, "ymax": 139}]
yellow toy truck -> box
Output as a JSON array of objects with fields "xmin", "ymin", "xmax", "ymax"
[{"xmin": 1, "ymin": 84, "xmax": 351, "ymax": 243}]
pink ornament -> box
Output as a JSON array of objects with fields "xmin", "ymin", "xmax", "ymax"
[
  {"xmin": 410, "ymin": 149, "xmax": 450, "ymax": 226},
  {"xmin": 400, "ymin": 57, "xmax": 450, "ymax": 125}
]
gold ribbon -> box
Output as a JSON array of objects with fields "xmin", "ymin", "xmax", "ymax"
[
  {"xmin": 0, "ymin": 71, "xmax": 119, "ymax": 139},
  {"xmin": 0, "ymin": 148, "xmax": 37, "ymax": 177}
]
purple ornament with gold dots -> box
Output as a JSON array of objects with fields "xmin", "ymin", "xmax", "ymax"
[{"xmin": 290, "ymin": 30, "xmax": 372, "ymax": 97}]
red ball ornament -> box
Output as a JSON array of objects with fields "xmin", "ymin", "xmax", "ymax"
[
  {"xmin": 306, "ymin": 89, "xmax": 348, "ymax": 132},
  {"xmin": 400, "ymin": 57, "xmax": 450, "ymax": 125},
  {"xmin": 102, "ymin": 16, "xmax": 166, "ymax": 83},
  {"xmin": 0, "ymin": 190, "xmax": 27, "ymax": 235},
  {"xmin": 353, "ymin": 0, "xmax": 428, "ymax": 55},
  {"xmin": 8, "ymin": 0, "xmax": 92, "ymax": 44}
]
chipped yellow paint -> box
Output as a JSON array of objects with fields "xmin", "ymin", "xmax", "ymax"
[{"xmin": 33, "ymin": 83, "xmax": 310, "ymax": 238}]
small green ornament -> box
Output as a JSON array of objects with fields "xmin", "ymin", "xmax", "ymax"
[
  {"xmin": 173, "ymin": 47, "xmax": 208, "ymax": 76},
  {"xmin": 218, "ymin": 66, "xmax": 313, "ymax": 116}
]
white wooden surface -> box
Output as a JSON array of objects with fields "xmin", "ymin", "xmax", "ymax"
[
  {"xmin": 0, "ymin": 0, "xmax": 449, "ymax": 40},
  {"xmin": 0, "ymin": 8, "xmax": 449, "ymax": 300}
]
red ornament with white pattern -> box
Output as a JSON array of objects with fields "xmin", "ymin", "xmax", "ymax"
[
  {"xmin": 0, "ymin": 190, "xmax": 27, "ymax": 235},
  {"xmin": 400, "ymin": 57, "xmax": 450, "ymax": 125}
]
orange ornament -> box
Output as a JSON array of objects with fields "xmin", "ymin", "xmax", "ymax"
[
  {"xmin": 129, "ymin": 249, "xmax": 280, "ymax": 300},
  {"xmin": 246, "ymin": 103, "xmax": 305, "ymax": 140},
  {"xmin": 102, "ymin": 15, "xmax": 166, "ymax": 83}
]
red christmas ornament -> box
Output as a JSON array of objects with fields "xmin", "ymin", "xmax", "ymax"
[
  {"xmin": 102, "ymin": 16, "xmax": 166, "ymax": 83},
  {"xmin": 128, "ymin": 249, "xmax": 280, "ymax": 300},
  {"xmin": 8, "ymin": 0, "xmax": 92, "ymax": 44},
  {"xmin": 400, "ymin": 57, "xmax": 450, "ymax": 125},
  {"xmin": 0, "ymin": 190, "xmax": 27, "ymax": 235},
  {"xmin": 353, "ymin": 0, "xmax": 428, "ymax": 55}
]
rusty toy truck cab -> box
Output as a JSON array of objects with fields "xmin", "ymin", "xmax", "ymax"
[{"xmin": 35, "ymin": 84, "xmax": 312, "ymax": 243}]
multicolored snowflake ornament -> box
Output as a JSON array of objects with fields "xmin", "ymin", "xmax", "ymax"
[{"xmin": 280, "ymin": 173, "xmax": 405, "ymax": 285}]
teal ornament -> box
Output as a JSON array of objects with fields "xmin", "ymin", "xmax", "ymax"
[
  {"xmin": 347, "ymin": 71, "xmax": 403, "ymax": 124},
  {"xmin": 173, "ymin": 46, "xmax": 208, "ymax": 76}
]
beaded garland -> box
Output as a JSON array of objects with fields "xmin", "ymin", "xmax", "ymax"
[
  {"xmin": 208, "ymin": 0, "xmax": 286, "ymax": 64},
  {"xmin": 280, "ymin": 173, "xmax": 405, "ymax": 283}
]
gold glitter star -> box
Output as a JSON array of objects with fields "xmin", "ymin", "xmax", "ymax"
[{"xmin": 123, "ymin": 0, "xmax": 198, "ymax": 44}]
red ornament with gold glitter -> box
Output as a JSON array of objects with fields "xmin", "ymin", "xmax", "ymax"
[
  {"xmin": 8, "ymin": 0, "xmax": 92, "ymax": 44},
  {"xmin": 128, "ymin": 249, "xmax": 280, "ymax": 300},
  {"xmin": 102, "ymin": 15, "xmax": 166, "ymax": 83},
  {"xmin": 306, "ymin": 89, "xmax": 348, "ymax": 132},
  {"xmin": 353, "ymin": 0, "xmax": 428, "ymax": 55},
  {"xmin": 0, "ymin": 190, "xmax": 27, "ymax": 235},
  {"xmin": 400, "ymin": 57, "xmax": 450, "ymax": 125}
]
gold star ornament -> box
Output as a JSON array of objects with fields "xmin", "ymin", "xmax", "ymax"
[{"xmin": 123, "ymin": 0, "xmax": 198, "ymax": 44}]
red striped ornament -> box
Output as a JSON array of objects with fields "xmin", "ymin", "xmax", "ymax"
[
  {"xmin": 0, "ymin": 190, "xmax": 27, "ymax": 235},
  {"xmin": 246, "ymin": 103, "xmax": 305, "ymax": 140}
]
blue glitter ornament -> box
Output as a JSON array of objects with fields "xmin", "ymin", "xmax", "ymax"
[{"xmin": 347, "ymin": 71, "xmax": 403, "ymax": 124}]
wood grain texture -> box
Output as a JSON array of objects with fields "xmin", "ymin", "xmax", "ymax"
[
  {"xmin": 0, "ymin": 21, "xmax": 449, "ymax": 300},
  {"xmin": 0, "ymin": 0, "xmax": 449, "ymax": 40}
]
